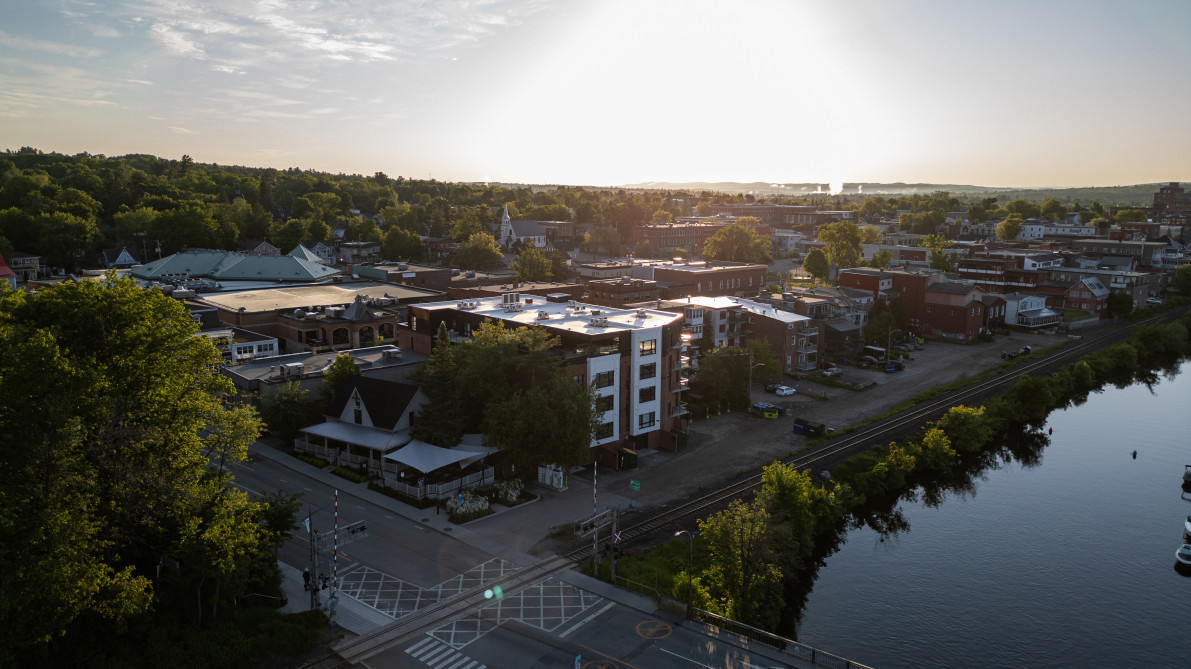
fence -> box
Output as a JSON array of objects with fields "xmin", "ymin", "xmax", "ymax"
[
  {"xmin": 379, "ymin": 467, "xmax": 494, "ymax": 501},
  {"xmin": 690, "ymin": 608, "xmax": 873, "ymax": 669}
]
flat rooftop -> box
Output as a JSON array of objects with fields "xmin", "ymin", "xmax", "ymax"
[
  {"xmin": 417, "ymin": 296, "xmax": 683, "ymax": 335},
  {"xmin": 196, "ymin": 282, "xmax": 442, "ymax": 313},
  {"xmin": 224, "ymin": 345, "xmax": 425, "ymax": 382}
]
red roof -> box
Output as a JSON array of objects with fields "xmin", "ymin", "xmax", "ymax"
[{"xmin": 0, "ymin": 253, "xmax": 16, "ymax": 279}]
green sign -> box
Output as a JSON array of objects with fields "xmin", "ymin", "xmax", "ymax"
[{"xmin": 629, "ymin": 480, "xmax": 640, "ymax": 491}]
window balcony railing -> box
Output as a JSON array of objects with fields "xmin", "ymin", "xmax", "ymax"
[
  {"xmin": 670, "ymin": 403, "xmax": 690, "ymax": 418},
  {"xmin": 678, "ymin": 356, "xmax": 693, "ymax": 370},
  {"xmin": 672, "ymin": 376, "xmax": 690, "ymax": 392}
]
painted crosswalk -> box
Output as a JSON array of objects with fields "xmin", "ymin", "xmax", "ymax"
[{"xmin": 405, "ymin": 637, "xmax": 486, "ymax": 669}]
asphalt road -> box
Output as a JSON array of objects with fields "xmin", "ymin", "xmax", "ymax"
[{"xmin": 230, "ymin": 445, "xmax": 494, "ymax": 589}]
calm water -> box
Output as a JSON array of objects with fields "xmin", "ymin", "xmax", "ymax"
[{"xmin": 797, "ymin": 363, "xmax": 1191, "ymax": 668}]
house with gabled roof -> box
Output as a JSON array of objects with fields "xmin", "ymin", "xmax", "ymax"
[
  {"xmin": 238, "ymin": 239, "xmax": 281, "ymax": 256},
  {"xmin": 288, "ymin": 244, "xmax": 325, "ymax": 264},
  {"xmin": 1061, "ymin": 276, "xmax": 1109, "ymax": 318},
  {"xmin": 98, "ymin": 246, "xmax": 141, "ymax": 269}
]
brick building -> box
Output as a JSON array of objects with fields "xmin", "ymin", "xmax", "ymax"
[
  {"xmin": 631, "ymin": 260, "xmax": 768, "ymax": 300},
  {"xmin": 586, "ymin": 277, "xmax": 661, "ymax": 308}
]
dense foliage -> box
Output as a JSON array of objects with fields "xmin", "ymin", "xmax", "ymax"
[{"xmin": 0, "ymin": 277, "xmax": 315, "ymax": 666}]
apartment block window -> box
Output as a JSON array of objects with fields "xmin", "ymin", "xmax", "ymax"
[
  {"xmin": 638, "ymin": 411, "xmax": 656, "ymax": 429},
  {"xmin": 639, "ymin": 339, "xmax": 657, "ymax": 356},
  {"xmin": 639, "ymin": 386, "xmax": 656, "ymax": 403},
  {"xmin": 573, "ymin": 374, "xmax": 585, "ymax": 385},
  {"xmin": 595, "ymin": 395, "xmax": 614, "ymax": 413},
  {"xmin": 640, "ymin": 362, "xmax": 656, "ymax": 379},
  {"xmin": 595, "ymin": 422, "xmax": 614, "ymax": 440},
  {"xmin": 594, "ymin": 371, "xmax": 615, "ymax": 388}
]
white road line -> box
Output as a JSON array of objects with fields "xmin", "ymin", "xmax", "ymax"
[
  {"xmin": 407, "ymin": 637, "xmax": 435, "ymax": 654},
  {"xmin": 423, "ymin": 646, "xmax": 452, "ymax": 664},
  {"xmin": 410, "ymin": 641, "xmax": 439, "ymax": 659},
  {"xmin": 384, "ymin": 514, "xmax": 393, "ymax": 519},
  {"xmin": 558, "ymin": 601, "xmax": 614, "ymax": 639},
  {"xmin": 443, "ymin": 657, "xmax": 470, "ymax": 669},
  {"xmin": 232, "ymin": 483, "xmax": 263, "ymax": 497},
  {"xmin": 355, "ymin": 505, "xmax": 364, "ymax": 510}
]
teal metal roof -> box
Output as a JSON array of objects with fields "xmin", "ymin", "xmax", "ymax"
[{"xmin": 132, "ymin": 250, "xmax": 339, "ymax": 282}]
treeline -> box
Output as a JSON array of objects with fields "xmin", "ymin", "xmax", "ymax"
[{"xmin": 606, "ymin": 305, "xmax": 1191, "ymax": 634}]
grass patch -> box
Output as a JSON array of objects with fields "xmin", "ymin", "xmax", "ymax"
[{"xmin": 549, "ymin": 523, "xmax": 575, "ymax": 539}]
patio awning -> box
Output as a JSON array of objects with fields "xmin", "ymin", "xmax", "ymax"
[
  {"xmin": 382, "ymin": 436, "xmax": 498, "ymax": 473},
  {"xmin": 300, "ymin": 421, "xmax": 412, "ymax": 452}
]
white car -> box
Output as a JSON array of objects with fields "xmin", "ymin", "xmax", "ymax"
[
  {"xmin": 773, "ymin": 385, "xmax": 796, "ymax": 396},
  {"xmin": 1146, "ymin": 297, "xmax": 1164, "ymax": 305}
]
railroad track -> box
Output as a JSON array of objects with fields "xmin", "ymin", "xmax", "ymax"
[{"xmin": 566, "ymin": 312, "xmax": 1173, "ymax": 562}]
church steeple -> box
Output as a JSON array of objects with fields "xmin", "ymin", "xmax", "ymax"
[{"xmin": 501, "ymin": 204, "xmax": 511, "ymax": 226}]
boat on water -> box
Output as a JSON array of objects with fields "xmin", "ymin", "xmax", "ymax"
[
  {"xmin": 1177, "ymin": 544, "xmax": 1191, "ymax": 567},
  {"xmin": 1184, "ymin": 465, "xmax": 1191, "ymax": 485}
]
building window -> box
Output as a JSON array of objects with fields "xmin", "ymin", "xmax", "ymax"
[
  {"xmin": 639, "ymin": 386, "xmax": 656, "ymax": 403},
  {"xmin": 595, "ymin": 422, "xmax": 614, "ymax": 440},
  {"xmin": 596, "ymin": 395, "xmax": 614, "ymax": 413},
  {"xmin": 638, "ymin": 412, "xmax": 656, "ymax": 429},
  {"xmin": 639, "ymin": 339, "xmax": 657, "ymax": 356},
  {"xmin": 640, "ymin": 362, "xmax": 657, "ymax": 379},
  {"xmin": 573, "ymin": 374, "xmax": 585, "ymax": 385},
  {"xmin": 594, "ymin": 371, "xmax": 614, "ymax": 388}
]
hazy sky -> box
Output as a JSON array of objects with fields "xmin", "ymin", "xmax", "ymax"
[{"xmin": 2, "ymin": 0, "xmax": 1188, "ymax": 188}]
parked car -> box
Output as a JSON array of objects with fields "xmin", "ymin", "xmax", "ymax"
[
  {"xmin": 764, "ymin": 383, "xmax": 781, "ymax": 393},
  {"xmin": 859, "ymin": 355, "xmax": 880, "ymax": 365},
  {"xmin": 884, "ymin": 361, "xmax": 904, "ymax": 373},
  {"xmin": 1147, "ymin": 297, "xmax": 1164, "ymax": 305},
  {"xmin": 772, "ymin": 385, "xmax": 796, "ymax": 396},
  {"xmin": 822, "ymin": 367, "xmax": 842, "ymax": 378}
]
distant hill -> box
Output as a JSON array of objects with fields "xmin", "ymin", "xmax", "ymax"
[{"xmin": 615, "ymin": 181, "xmax": 1167, "ymax": 206}]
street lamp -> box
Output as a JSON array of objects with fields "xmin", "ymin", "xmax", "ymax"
[
  {"xmin": 746, "ymin": 352, "xmax": 764, "ymax": 406},
  {"xmin": 674, "ymin": 529, "xmax": 695, "ymax": 610},
  {"xmin": 886, "ymin": 327, "xmax": 902, "ymax": 362}
]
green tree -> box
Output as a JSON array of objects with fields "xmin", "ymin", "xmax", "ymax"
[
  {"xmin": 697, "ymin": 498, "xmax": 782, "ymax": 629},
  {"xmin": 919, "ymin": 233, "xmax": 954, "ymax": 271},
  {"xmin": 695, "ymin": 201, "xmax": 713, "ymax": 216},
  {"xmin": 650, "ymin": 209, "xmax": 674, "ymax": 224},
  {"xmin": 411, "ymin": 324, "xmax": 464, "ymax": 447},
  {"xmin": 1173, "ymin": 264, "xmax": 1191, "ymax": 295},
  {"xmin": 936, "ymin": 405, "xmax": 995, "ymax": 455},
  {"xmin": 701, "ymin": 221, "xmax": 772, "ymax": 264},
  {"xmin": 381, "ymin": 226, "xmax": 424, "ymax": 261},
  {"xmin": 268, "ymin": 218, "xmax": 308, "ymax": 253},
  {"xmin": 1004, "ymin": 199, "xmax": 1041, "ymax": 219},
  {"xmin": 583, "ymin": 226, "xmax": 621, "ymax": 257},
  {"xmin": 0, "ymin": 277, "xmax": 269, "ymax": 659},
  {"xmin": 259, "ymin": 381, "xmax": 315, "ymax": 441},
  {"xmin": 511, "ymin": 247, "xmax": 553, "ymax": 282},
  {"xmin": 1114, "ymin": 209, "xmax": 1148, "ymax": 222},
  {"xmin": 453, "ymin": 232, "xmax": 504, "ymax": 270},
  {"xmin": 323, "ymin": 352, "xmax": 359, "ymax": 396},
  {"xmin": 755, "ymin": 461, "xmax": 847, "ymax": 562},
  {"xmin": 858, "ymin": 224, "xmax": 883, "ymax": 244},
  {"xmin": 803, "ymin": 247, "xmax": 830, "ymax": 281},
  {"xmin": 870, "ymin": 248, "xmax": 892, "ymax": 269},
  {"xmin": 1106, "ymin": 291, "xmax": 1134, "ymax": 318},
  {"xmin": 35, "ymin": 211, "xmax": 101, "ymax": 270},
  {"xmin": 1040, "ymin": 198, "xmax": 1067, "ymax": 221},
  {"xmin": 816, "ymin": 220, "xmax": 863, "ymax": 274},
  {"xmin": 995, "ymin": 213, "xmax": 1024, "ymax": 241}
]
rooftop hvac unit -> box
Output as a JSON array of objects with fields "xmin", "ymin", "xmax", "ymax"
[
  {"xmin": 502, "ymin": 292, "xmax": 519, "ymax": 304},
  {"xmin": 536, "ymin": 310, "xmax": 549, "ymax": 320},
  {"xmin": 590, "ymin": 316, "xmax": 608, "ymax": 327},
  {"xmin": 636, "ymin": 308, "xmax": 646, "ymax": 317},
  {"xmin": 383, "ymin": 348, "xmax": 403, "ymax": 360}
]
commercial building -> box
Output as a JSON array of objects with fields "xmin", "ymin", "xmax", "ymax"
[{"xmin": 399, "ymin": 294, "xmax": 690, "ymax": 456}]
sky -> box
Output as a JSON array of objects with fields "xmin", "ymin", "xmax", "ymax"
[{"xmin": 1, "ymin": 0, "xmax": 1189, "ymax": 188}]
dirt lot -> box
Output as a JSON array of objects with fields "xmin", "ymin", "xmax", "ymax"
[{"xmin": 622, "ymin": 329, "xmax": 1067, "ymax": 510}]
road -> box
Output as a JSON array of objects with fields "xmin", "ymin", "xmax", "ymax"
[{"xmin": 231, "ymin": 445, "xmax": 494, "ymax": 590}]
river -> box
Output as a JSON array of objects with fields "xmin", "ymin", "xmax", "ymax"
[{"xmin": 795, "ymin": 362, "xmax": 1191, "ymax": 668}]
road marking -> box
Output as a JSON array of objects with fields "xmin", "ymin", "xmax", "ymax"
[
  {"xmin": 232, "ymin": 483, "xmax": 263, "ymax": 497},
  {"xmin": 280, "ymin": 479, "xmax": 287, "ymax": 483},
  {"xmin": 384, "ymin": 515, "xmax": 393, "ymax": 519},
  {"xmin": 559, "ymin": 601, "xmax": 614, "ymax": 639},
  {"xmin": 304, "ymin": 487, "xmax": 312, "ymax": 491},
  {"xmin": 355, "ymin": 505, "xmax": 364, "ymax": 510},
  {"xmin": 634, "ymin": 620, "xmax": 672, "ymax": 640},
  {"xmin": 240, "ymin": 465, "xmax": 254, "ymax": 472}
]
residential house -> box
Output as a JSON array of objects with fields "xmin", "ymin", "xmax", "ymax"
[
  {"xmin": 98, "ymin": 246, "xmax": 141, "ymax": 269},
  {"xmin": 0, "ymin": 253, "xmax": 16, "ymax": 289},
  {"xmin": 1061, "ymin": 276, "xmax": 1109, "ymax": 318}
]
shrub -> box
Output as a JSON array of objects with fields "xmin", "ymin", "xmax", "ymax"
[
  {"xmin": 296, "ymin": 454, "xmax": 329, "ymax": 469},
  {"xmin": 446, "ymin": 490, "xmax": 491, "ymax": 523},
  {"xmin": 494, "ymin": 478, "xmax": 524, "ymax": 505},
  {"xmin": 331, "ymin": 466, "xmax": 369, "ymax": 483}
]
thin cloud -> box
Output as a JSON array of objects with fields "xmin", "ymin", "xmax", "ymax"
[{"xmin": 0, "ymin": 31, "xmax": 102, "ymax": 58}]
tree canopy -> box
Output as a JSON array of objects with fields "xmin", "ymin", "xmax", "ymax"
[
  {"xmin": 511, "ymin": 247, "xmax": 553, "ymax": 282},
  {"xmin": 701, "ymin": 220, "xmax": 772, "ymax": 264},
  {"xmin": 0, "ymin": 276, "xmax": 284, "ymax": 664},
  {"xmin": 453, "ymin": 232, "xmax": 504, "ymax": 270},
  {"xmin": 996, "ymin": 213, "xmax": 1024, "ymax": 241},
  {"xmin": 816, "ymin": 220, "xmax": 864, "ymax": 274}
]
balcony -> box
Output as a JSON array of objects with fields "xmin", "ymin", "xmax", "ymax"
[
  {"xmin": 672, "ymin": 376, "xmax": 691, "ymax": 392},
  {"xmin": 670, "ymin": 403, "xmax": 690, "ymax": 417},
  {"xmin": 799, "ymin": 327, "xmax": 819, "ymax": 337},
  {"xmin": 796, "ymin": 341, "xmax": 818, "ymax": 354},
  {"xmin": 678, "ymin": 355, "xmax": 693, "ymax": 371}
]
